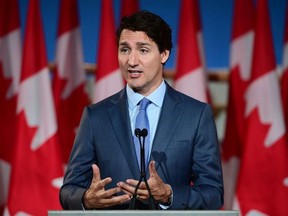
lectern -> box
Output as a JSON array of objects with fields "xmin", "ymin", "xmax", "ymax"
[{"xmin": 48, "ymin": 210, "xmax": 239, "ymax": 216}]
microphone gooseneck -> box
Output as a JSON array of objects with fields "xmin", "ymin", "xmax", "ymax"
[{"xmin": 129, "ymin": 128, "xmax": 156, "ymax": 210}]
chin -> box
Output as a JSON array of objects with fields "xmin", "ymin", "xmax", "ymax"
[
  {"xmin": 130, "ymin": 84, "xmax": 143, "ymax": 93},
  {"xmin": 128, "ymin": 80, "xmax": 142, "ymax": 88}
]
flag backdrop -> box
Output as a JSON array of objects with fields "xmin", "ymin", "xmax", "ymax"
[
  {"xmin": 92, "ymin": 0, "xmax": 124, "ymax": 103},
  {"xmin": 281, "ymin": 1, "xmax": 288, "ymax": 135},
  {"xmin": 120, "ymin": 0, "xmax": 139, "ymax": 18},
  {"xmin": 221, "ymin": 0, "xmax": 255, "ymax": 210},
  {"xmin": 0, "ymin": 0, "xmax": 22, "ymax": 214},
  {"xmin": 6, "ymin": 0, "xmax": 63, "ymax": 215},
  {"xmin": 0, "ymin": 1, "xmax": 288, "ymax": 214},
  {"xmin": 236, "ymin": 0, "xmax": 288, "ymax": 215},
  {"xmin": 174, "ymin": 0, "xmax": 209, "ymax": 103},
  {"xmin": 53, "ymin": 0, "xmax": 88, "ymax": 165}
]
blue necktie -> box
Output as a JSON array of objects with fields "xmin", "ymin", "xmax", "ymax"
[{"xmin": 134, "ymin": 98, "xmax": 151, "ymax": 169}]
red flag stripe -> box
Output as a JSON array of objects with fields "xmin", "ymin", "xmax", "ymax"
[
  {"xmin": 57, "ymin": 0, "xmax": 79, "ymax": 36},
  {"xmin": 53, "ymin": 0, "xmax": 88, "ymax": 164},
  {"xmin": 222, "ymin": 0, "xmax": 254, "ymax": 161},
  {"xmin": 221, "ymin": 0, "xmax": 255, "ymax": 210},
  {"xmin": 120, "ymin": 0, "xmax": 139, "ymax": 18},
  {"xmin": 93, "ymin": 0, "xmax": 124, "ymax": 103},
  {"xmin": 20, "ymin": 0, "xmax": 48, "ymax": 82},
  {"xmin": 0, "ymin": 0, "xmax": 20, "ymax": 36},
  {"xmin": 7, "ymin": 0, "xmax": 63, "ymax": 214},
  {"xmin": 281, "ymin": 1, "xmax": 288, "ymax": 131},
  {"xmin": 174, "ymin": 0, "xmax": 209, "ymax": 102},
  {"xmin": 236, "ymin": 0, "xmax": 288, "ymax": 215},
  {"xmin": 0, "ymin": 0, "xmax": 22, "ymax": 214},
  {"xmin": 96, "ymin": 0, "xmax": 119, "ymax": 79},
  {"xmin": 175, "ymin": 0, "xmax": 202, "ymax": 79}
]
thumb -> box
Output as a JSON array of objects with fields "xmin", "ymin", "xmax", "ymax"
[
  {"xmin": 92, "ymin": 164, "xmax": 101, "ymax": 182},
  {"xmin": 149, "ymin": 161, "xmax": 157, "ymax": 177}
]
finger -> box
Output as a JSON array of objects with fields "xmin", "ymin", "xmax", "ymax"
[
  {"xmin": 104, "ymin": 186, "xmax": 122, "ymax": 198},
  {"xmin": 91, "ymin": 164, "xmax": 112, "ymax": 191},
  {"xmin": 137, "ymin": 194, "xmax": 148, "ymax": 200},
  {"xmin": 92, "ymin": 164, "xmax": 101, "ymax": 182},
  {"xmin": 149, "ymin": 161, "xmax": 157, "ymax": 177},
  {"xmin": 117, "ymin": 182, "xmax": 136, "ymax": 195},
  {"xmin": 125, "ymin": 179, "xmax": 139, "ymax": 187},
  {"xmin": 99, "ymin": 194, "xmax": 131, "ymax": 208},
  {"xmin": 139, "ymin": 181, "xmax": 147, "ymax": 189},
  {"xmin": 118, "ymin": 186, "xmax": 133, "ymax": 196}
]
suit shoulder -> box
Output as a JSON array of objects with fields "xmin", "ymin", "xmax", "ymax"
[
  {"xmin": 87, "ymin": 89, "xmax": 125, "ymax": 112},
  {"xmin": 169, "ymin": 86, "xmax": 209, "ymax": 108}
]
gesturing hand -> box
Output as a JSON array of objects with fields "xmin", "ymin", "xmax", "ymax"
[
  {"xmin": 83, "ymin": 164, "xmax": 130, "ymax": 209},
  {"xmin": 147, "ymin": 161, "xmax": 172, "ymax": 203},
  {"xmin": 118, "ymin": 161, "xmax": 171, "ymax": 204}
]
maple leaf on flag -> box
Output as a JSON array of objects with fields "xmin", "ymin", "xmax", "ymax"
[
  {"xmin": 53, "ymin": 0, "xmax": 88, "ymax": 164},
  {"xmin": 221, "ymin": 0, "xmax": 255, "ymax": 210},
  {"xmin": 236, "ymin": 0, "xmax": 288, "ymax": 215},
  {"xmin": 0, "ymin": 0, "xmax": 22, "ymax": 214},
  {"xmin": 6, "ymin": 0, "xmax": 64, "ymax": 215}
]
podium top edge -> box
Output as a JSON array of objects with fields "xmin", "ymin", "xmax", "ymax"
[{"xmin": 48, "ymin": 210, "xmax": 239, "ymax": 216}]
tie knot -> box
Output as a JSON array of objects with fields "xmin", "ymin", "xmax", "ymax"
[{"xmin": 139, "ymin": 98, "xmax": 150, "ymax": 110}]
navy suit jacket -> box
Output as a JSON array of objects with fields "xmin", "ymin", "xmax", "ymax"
[{"xmin": 60, "ymin": 83, "xmax": 224, "ymax": 210}]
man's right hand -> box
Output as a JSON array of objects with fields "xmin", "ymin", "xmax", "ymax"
[{"xmin": 83, "ymin": 164, "xmax": 131, "ymax": 209}]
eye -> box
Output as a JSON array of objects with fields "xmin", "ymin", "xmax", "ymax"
[
  {"xmin": 119, "ymin": 47, "xmax": 130, "ymax": 54},
  {"xmin": 139, "ymin": 48, "xmax": 149, "ymax": 54}
]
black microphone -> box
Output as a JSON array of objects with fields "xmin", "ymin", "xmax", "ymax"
[
  {"xmin": 135, "ymin": 128, "xmax": 142, "ymax": 138},
  {"xmin": 141, "ymin": 128, "xmax": 148, "ymax": 137},
  {"xmin": 129, "ymin": 128, "xmax": 156, "ymax": 210}
]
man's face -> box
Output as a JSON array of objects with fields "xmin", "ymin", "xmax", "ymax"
[{"xmin": 118, "ymin": 30, "xmax": 169, "ymax": 96}]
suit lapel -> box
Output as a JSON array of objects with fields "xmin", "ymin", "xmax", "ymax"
[
  {"xmin": 151, "ymin": 85, "xmax": 184, "ymax": 169},
  {"xmin": 107, "ymin": 89, "xmax": 140, "ymax": 179},
  {"xmin": 106, "ymin": 85, "xmax": 184, "ymax": 179}
]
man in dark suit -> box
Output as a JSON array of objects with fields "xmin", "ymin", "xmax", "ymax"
[{"xmin": 60, "ymin": 10, "xmax": 224, "ymax": 210}]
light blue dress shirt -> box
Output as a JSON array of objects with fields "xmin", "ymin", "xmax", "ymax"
[
  {"xmin": 126, "ymin": 81, "xmax": 173, "ymax": 209},
  {"xmin": 126, "ymin": 80, "xmax": 166, "ymax": 162}
]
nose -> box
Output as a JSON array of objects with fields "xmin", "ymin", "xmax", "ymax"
[{"xmin": 128, "ymin": 51, "xmax": 139, "ymax": 67}]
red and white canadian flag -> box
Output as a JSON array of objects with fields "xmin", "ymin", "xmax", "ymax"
[
  {"xmin": 281, "ymin": 2, "xmax": 288, "ymax": 133},
  {"xmin": 5, "ymin": 0, "xmax": 63, "ymax": 215},
  {"xmin": 174, "ymin": 0, "xmax": 209, "ymax": 103},
  {"xmin": 0, "ymin": 0, "xmax": 21, "ymax": 214},
  {"xmin": 53, "ymin": 0, "xmax": 88, "ymax": 164},
  {"xmin": 93, "ymin": 0, "xmax": 124, "ymax": 103},
  {"xmin": 221, "ymin": 0, "xmax": 254, "ymax": 210},
  {"xmin": 120, "ymin": 0, "xmax": 139, "ymax": 18},
  {"xmin": 236, "ymin": 0, "xmax": 288, "ymax": 215}
]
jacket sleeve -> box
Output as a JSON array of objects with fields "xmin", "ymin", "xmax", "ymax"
[{"xmin": 59, "ymin": 107, "xmax": 95, "ymax": 210}]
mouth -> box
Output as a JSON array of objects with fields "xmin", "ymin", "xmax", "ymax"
[
  {"xmin": 128, "ymin": 69, "xmax": 143, "ymax": 78},
  {"xmin": 128, "ymin": 69, "xmax": 142, "ymax": 74}
]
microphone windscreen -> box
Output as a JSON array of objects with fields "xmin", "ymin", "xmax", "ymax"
[
  {"xmin": 141, "ymin": 128, "xmax": 148, "ymax": 137},
  {"xmin": 135, "ymin": 128, "xmax": 141, "ymax": 137}
]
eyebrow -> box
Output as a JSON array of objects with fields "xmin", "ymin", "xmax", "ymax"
[
  {"xmin": 119, "ymin": 41, "xmax": 151, "ymax": 47},
  {"xmin": 136, "ymin": 42, "xmax": 151, "ymax": 47},
  {"xmin": 119, "ymin": 41, "xmax": 129, "ymax": 46}
]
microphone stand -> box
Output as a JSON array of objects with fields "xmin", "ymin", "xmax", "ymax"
[{"xmin": 129, "ymin": 128, "xmax": 156, "ymax": 210}]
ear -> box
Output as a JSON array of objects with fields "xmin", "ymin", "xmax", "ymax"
[{"xmin": 160, "ymin": 50, "xmax": 170, "ymax": 64}]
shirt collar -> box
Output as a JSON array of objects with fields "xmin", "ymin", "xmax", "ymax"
[{"xmin": 126, "ymin": 80, "xmax": 166, "ymax": 109}]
